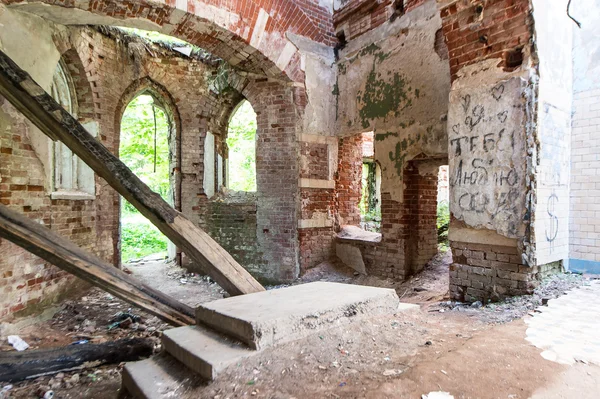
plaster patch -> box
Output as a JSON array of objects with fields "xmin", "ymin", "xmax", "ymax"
[
  {"xmin": 448, "ymin": 77, "xmax": 528, "ymax": 238},
  {"xmin": 275, "ymin": 41, "xmax": 298, "ymax": 71},
  {"xmin": 250, "ymin": 9, "xmax": 269, "ymax": 50}
]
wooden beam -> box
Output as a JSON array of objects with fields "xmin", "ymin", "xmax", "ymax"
[
  {"xmin": 0, "ymin": 338, "xmax": 153, "ymax": 382},
  {"xmin": 0, "ymin": 50, "xmax": 265, "ymax": 296},
  {"xmin": 0, "ymin": 204, "xmax": 194, "ymax": 326}
]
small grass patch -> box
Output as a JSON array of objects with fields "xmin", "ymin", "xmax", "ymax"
[
  {"xmin": 437, "ymin": 201, "xmax": 449, "ymax": 252},
  {"xmin": 121, "ymin": 216, "xmax": 167, "ymax": 262}
]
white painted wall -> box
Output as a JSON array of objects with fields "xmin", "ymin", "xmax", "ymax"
[
  {"xmin": 532, "ymin": 0, "xmax": 573, "ymax": 266},
  {"xmin": 569, "ymin": 0, "xmax": 600, "ymax": 265}
]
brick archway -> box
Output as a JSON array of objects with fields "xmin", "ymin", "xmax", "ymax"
[{"xmin": 2, "ymin": 0, "xmax": 335, "ymax": 82}]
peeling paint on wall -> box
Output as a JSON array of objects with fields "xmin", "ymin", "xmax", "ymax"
[{"xmin": 335, "ymin": 0, "xmax": 450, "ymax": 202}]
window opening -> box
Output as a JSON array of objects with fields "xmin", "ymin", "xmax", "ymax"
[
  {"xmin": 226, "ymin": 100, "xmax": 257, "ymax": 192},
  {"xmin": 359, "ymin": 132, "xmax": 381, "ymax": 232},
  {"xmin": 50, "ymin": 59, "xmax": 96, "ymax": 197}
]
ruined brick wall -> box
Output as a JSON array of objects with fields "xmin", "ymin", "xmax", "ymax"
[
  {"xmin": 402, "ymin": 160, "xmax": 440, "ymax": 274},
  {"xmin": 336, "ymin": 134, "xmax": 363, "ymax": 227},
  {"xmin": 440, "ymin": 0, "xmax": 532, "ymax": 81},
  {"xmin": 333, "ymin": 0, "xmax": 427, "ymax": 40},
  {"xmin": 333, "ymin": 1, "xmax": 450, "ymax": 280},
  {"xmin": 2, "ymin": 0, "xmax": 335, "ymax": 83},
  {"xmin": 450, "ymin": 242, "xmax": 561, "ymax": 302},
  {"xmin": 439, "ymin": 0, "xmax": 550, "ymax": 301},
  {"xmin": 241, "ymin": 80, "xmax": 301, "ymax": 282},
  {"xmin": 0, "ymin": 22, "xmax": 227, "ymax": 321},
  {"xmin": 198, "ymin": 193, "xmax": 266, "ymax": 277},
  {"xmin": 298, "ymin": 132, "xmax": 337, "ymax": 273}
]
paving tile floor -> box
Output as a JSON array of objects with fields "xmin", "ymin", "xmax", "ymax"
[{"xmin": 525, "ymin": 280, "xmax": 600, "ymax": 365}]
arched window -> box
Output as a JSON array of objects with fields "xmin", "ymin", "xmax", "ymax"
[
  {"xmin": 226, "ymin": 100, "xmax": 257, "ymax": 192},
  {"xmin": 50, "ymin": 59, "xmax": 96, "ymax": 198}
]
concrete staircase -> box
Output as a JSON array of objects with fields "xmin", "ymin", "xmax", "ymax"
[{"xmin": 121, "ymin": 282, "xmax": 415, "ymax": 398}]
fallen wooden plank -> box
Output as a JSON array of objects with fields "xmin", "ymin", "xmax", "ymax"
[
  {"xmin": 0, "ymin": 204, "xmax": 194, "ymax": 326},
  {"xmin": 0, "ymin": 50, "xmax": 265, "ymax": 297},
  {"xmin": 0, "ymin": 338, "xmax": 153, "ymax": 382}
]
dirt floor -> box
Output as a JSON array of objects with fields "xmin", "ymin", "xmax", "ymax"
[{"xmin": 2, "ymin": 250, "xmax": 598, "ymax": 398}]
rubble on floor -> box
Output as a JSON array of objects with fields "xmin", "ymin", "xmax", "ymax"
[{"xmin": 434, "ymin": 272, "xmax": 587, "ymax": 323}]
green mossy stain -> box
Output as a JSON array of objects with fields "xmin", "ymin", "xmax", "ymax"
[
  {"xmin": 332, "ymin": 79, "xmax": 340, "ymax": 120},
  {"xmin": 375, "ymin": 131, "xmax": 398, "ymax": 141},
  {"xmin": 338, "ymin": 62, "xmax": 347, "ymax": 75},
  {"xmin": 358, "ymin": 62, "xmax": 413, "ymax": 128},
  {"xmin": 388, "ymin": 133, "xmax": 422, "ymax": 177}
]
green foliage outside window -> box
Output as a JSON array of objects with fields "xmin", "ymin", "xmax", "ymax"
[
  {"xmin": 119, "ymin": 94, "xmax": 170, "ymax": 261},
  {"xmin": 226, "ymin": 100, "xmax": 257, "ymax": 192},
  {"xmin": 437, "ymin": 200, "xmax": 450, "ymax": 252}
]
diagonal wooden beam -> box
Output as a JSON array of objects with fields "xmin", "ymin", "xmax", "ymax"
[
  {"xmin": 0, "ymin": 204, "xmax": 194, "ymax": 326},
  {"xmin": 0, "ymin": 50, "xmax": 265, "ymax": 296}
]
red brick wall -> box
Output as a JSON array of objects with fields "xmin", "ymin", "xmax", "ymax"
[
  {"xmin": 333, "ymin": 0, "xmax": 427, "ymax": 40},
  {"xmin": 336, "ymin": 134, "xmax": 363, "ymax": 227},
  {"xmin": 439, "ymin": 0, "xmax": 532, "ymax": 81},
  {"xmin": 241, "ymin": 80, "xmax": 301, "ymax": 281},
  {"xmin": 2, "ymin": 0, "xmax": 336, "ymax": 82},
  {"xmin": 0, "ymin": 26, "xmax": 235, "ymax": 321},
  {"xmin": 402, "ymin": 160, "xmax": 439, "ymax": 274}
]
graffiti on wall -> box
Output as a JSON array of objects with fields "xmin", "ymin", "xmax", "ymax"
[{"xmin": 449, "ymin": 78, "xmax": 527, "ymax": 238}]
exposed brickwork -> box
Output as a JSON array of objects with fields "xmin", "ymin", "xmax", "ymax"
[
  {"xmin": 299, "ymin": 227, "xmax": 335, "ymax": 273},
  {"xmin": 402, "ymin": 160, "xmax": 439, "ymax": 275},
  {"xmin": 198, "ymin": 193, "xmax": 267, "ymax": 279},
  {"xmin": 439, "ymin": 0, "xmax": 533, "ymax": 81},
  {"xmin": 336, "ymin": 135, "xmax": 363, "ymax": 227},
  {"xmin": 449, "ymin": 241, "xmax": 562, "ymax": 302},
  {"xmin": 241, "ymin": 80, "xmax": 301, "ymax": 282},
  {"xmin": 3, "ymin": 0, "xmax": 336, "ymax": 82},
  {"xmin": 333, "ymin": 0, "xmax": 426, "ymax": 40},
  {"xmin": 334, "ymin": 159, "xmax": 441, "ymax": 280},
  {"xmin": 300, "ymin": 143, "xmax": 329, "ymax": 180}
]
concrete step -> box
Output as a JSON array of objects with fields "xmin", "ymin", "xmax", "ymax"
[
  {"xmin": 196, "ymin": 281, "xmax": 412, "ymax": 350},
  {"xmin": 162, "ymin": 325, "xmax": 254, "ymax": 380},
  {"xmin": 121, "ymin": 353, "xmax": 203, "ymax": 399}
]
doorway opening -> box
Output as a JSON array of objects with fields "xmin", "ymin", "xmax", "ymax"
[
  {"xmin": 359, "ymin": 132, "xmax": 381, "ymax": 232},
  {"xmin": 119, "ymin": 93, "xmax": 172, "ymax": 262},
  {"xmin": 437, "ymin": 165, "xmax": 450, "ymax": 252}
]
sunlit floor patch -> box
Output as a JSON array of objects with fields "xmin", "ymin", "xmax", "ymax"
[{"xmin": 525, "ymin": 280, "xmax": 600, "ymax": 365}]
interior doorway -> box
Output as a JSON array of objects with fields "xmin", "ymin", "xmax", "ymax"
[{"xmin": 119, "ymin": 93, "xmax": 174, "ymax": 263}]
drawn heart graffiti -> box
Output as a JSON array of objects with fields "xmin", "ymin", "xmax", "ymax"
[
  {"xmin": 465, "ymin": 105, "xmax": 485, "ymax": 131},
  {"xmin": 491, "ymin": 84, "xmax": 504, "ymax": 101},
  {"xmin": 452, "ymin": 124, "xmax": 460, "ymax": 134},
  {"xmin": 461, "ymin": 95, "xmax": 471, "ymax": 113},
  {"xmin": 497, "ymin": 111, "xmax": 508, "ymax": 123}
]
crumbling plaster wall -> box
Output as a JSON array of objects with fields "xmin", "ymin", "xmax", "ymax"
[
  {"xmin": 440, "ymin": 0, "xmax": 568, "ymax": 302},
  {"xmin": 332, "ymin": 0, "xmax": 450, "ymax": 279},
  {"xmin": 336, "ymin": 1, "xmax": 450, "ymax": 194}
]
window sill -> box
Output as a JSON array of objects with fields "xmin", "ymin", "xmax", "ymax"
[{"xmin": 51, "ymin": 191, "xmax": 96, "ymax": 201}]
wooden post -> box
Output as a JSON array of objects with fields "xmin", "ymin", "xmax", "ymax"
[
  {"xmin": 0, "ymin": 204, "xmax": 194, "ymax": 326},
  {"xmin": 0, "ymin": 50, "xmax": 265, "ymax": 296}
]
